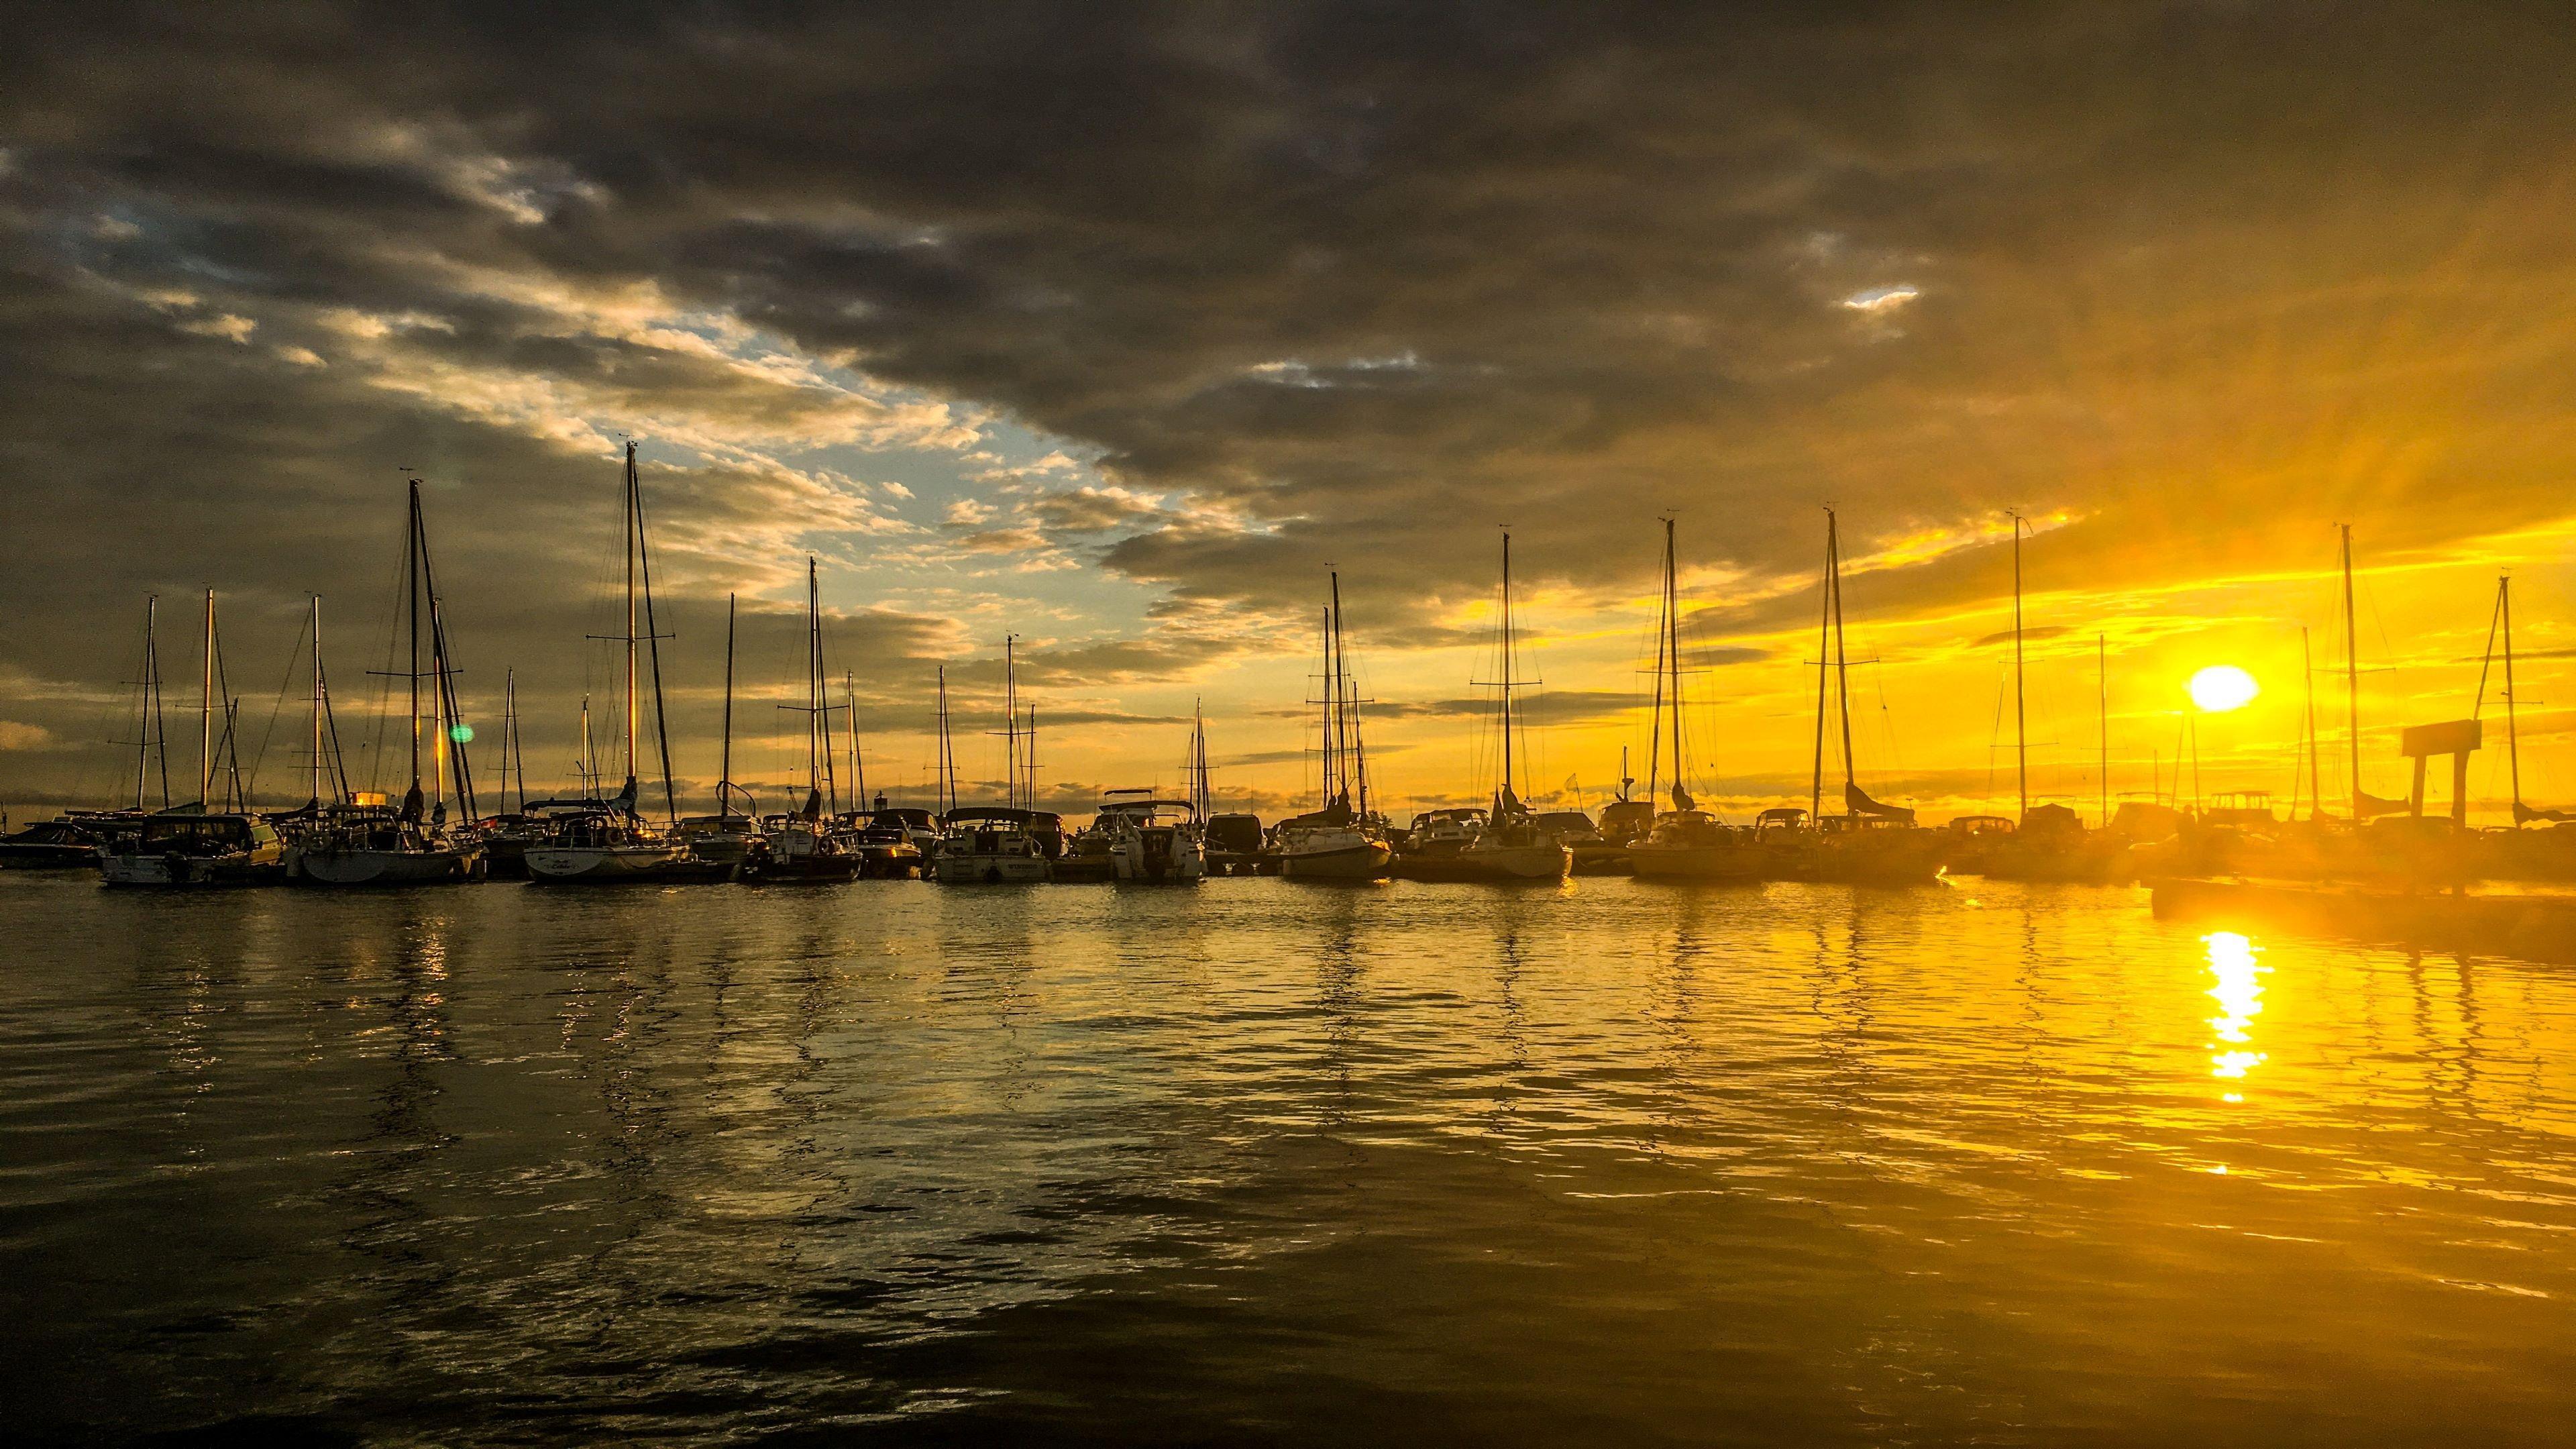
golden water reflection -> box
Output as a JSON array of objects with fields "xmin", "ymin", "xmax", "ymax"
[{"xmin": 2204, "ymin": 930, "xmax": 2269, "ymax": 1093}]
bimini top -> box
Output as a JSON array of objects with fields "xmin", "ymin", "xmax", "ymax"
[{"xmin": 943, "ymin": 807, "xmax": 1037, "ymax": 826}]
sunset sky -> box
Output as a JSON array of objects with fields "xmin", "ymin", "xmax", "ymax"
[{"xmin": 5, "ymin": 4, "xmax": 2574, "ymax": 823}]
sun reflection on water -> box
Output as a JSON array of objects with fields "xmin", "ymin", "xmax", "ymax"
[{"xmin": 2204, "ymin": 930, "xmax": 2268, "ymax": 1090}]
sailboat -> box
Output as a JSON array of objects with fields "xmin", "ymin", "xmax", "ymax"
[
  {"xmin": 1801, "ymin": 508, "xmax": 1945, "ymax": 885},
  {"xmin": 678, "ymin": 594, "xmax": 765, "ymax": 867},
  {"xmin": 1441, "ymin": 531, "xmax": 1572, "ymax": 882},
  {"xmin": 292, "ymin": 484, "xmax": 485, "ymax": 885},
  {"xmin": 1278, "ymin": 572, "xmax": 1395, "ymax": 879},
  {"xmin": 527, "ymin": 441, "xmax": 734, "ymax": 883},
  {"xmin": 1625, "ymin": 519, "xmax": 1762, "ymax": 882},
  {"xmin": 930, "ymin": 648, "xmax": 1052, "ymax": 882},
  {"xmin": 2472, "ymin": 576, "xmax": 2576, "ymax": 881},
  {"xmin": 747, "ymin": 559, "xmax": 863, "ymax": 881},
  {"xmin": 101, "ymin": 590, "xmax": 288, "ymax": 886},
  {"xmin": 1964, "ymin": 515, "xmax": 2130, "ymax": 883}
]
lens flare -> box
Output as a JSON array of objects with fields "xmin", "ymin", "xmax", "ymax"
[{"xmin": 2188, "ymin": 665, "xmax": 2259, "ymax": 712}]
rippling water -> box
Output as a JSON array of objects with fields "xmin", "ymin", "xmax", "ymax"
[{"xmin": 4, "ymin": 872, "xmax": 2573, "ymax": 1445}]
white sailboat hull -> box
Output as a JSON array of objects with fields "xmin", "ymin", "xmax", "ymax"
[
  {"xmin": 292, "ymin": 845, "xmax": 479, "ymax": 885},
  {"xmin": 1457, "ymin": 841, "xmax": 1572, "ymax": 880},
  {"xmin": 931, "ymin": 851, "xmax": 1051, "ymax": 883},
  {"xmin": 527, "ymin": 843, "xmax": 709, "ymax": 881},
  {"xmin": 1629, "ymin": 843, "xmax": 1764, "ymax": 880},
  {"xmin": 1280, "ymin": 839, "xmax": 1393, "ymax": 879}
]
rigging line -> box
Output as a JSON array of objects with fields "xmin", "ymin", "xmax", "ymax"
[
  {"xmin": 246, "ymin": 606, "xmax": 313, "ymax": 810},
  {"xmin": 633, "ymin": 463, "xmax": 679, "ymax": 822}
]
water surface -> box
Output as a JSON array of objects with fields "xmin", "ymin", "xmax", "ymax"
[{"xmin": 4, "ymin": 873, "xmax": 2573, "ymax": 1444}]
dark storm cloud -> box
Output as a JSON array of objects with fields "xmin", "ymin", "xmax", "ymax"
[{"xmin": 8, "ymin": 2, "xmax": 2576, "ymax": 808}]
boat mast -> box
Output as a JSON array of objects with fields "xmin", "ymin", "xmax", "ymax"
[
  {"xmin": 1023, "ymin": 708, "xmax": 1038, "ymax": 807},
  {"xmin": 2301, "ymin": 627, "xmax": 2318, "ymax": 821},
  {"xmin": 622, "ymin": 441, "xmax": 639, "ymax": 806},
  {"xmin": 502, "ymin": 667, "xmax": 521, "ymax": 816},
  {"xmin": 936, "ymin": 666, "xmax": 955, "ymax": 815},
  {"xmin": 1328, "ymin": 572, "xmax": 1347, "ymax": 805},
  {"xmin": 200, "ymin": 588, "xmax": 215, "ymax": 809},
  {"xmin": 311, "ymin": 596, "xmax": 325, "ymax": 809},
  {"xmin": 1831, "ymin": 514, "xmax": 1856, "ymax": 812},
  {"xmin": 847, "ymin": 672, "xmax": 865, "ymax": 812},
  {"xmin": 2341, "ymin": 523, "xmax": 2361, "ymax": 820},
  {"xmin": 806, "ymin": 558, "xmax": 824, "ymax": 814},
  {"xmin": 2010, "ymin": 513, "xmax": 2027, "ymax": 822},
  {"xmin": 719, "ymin": 596, "xmax": 737, "ymax": 816},
  {"xmin": 138, "ymin": 595, "xmax": 168, "ymax": 810},
  {"xmin": 2504, "ymin": 576, "xmax": 2522, "ymax": 822},
  {"xmin": 1811, "ymin": 513, "xmax": 1831, "ymax": 820},
  {"xmin": 1002, "ymin": 641, "xmax": 1015, "ymax": 809},
  {"xmin": 2097, "ymin": 633, "xmax": 2109, "ymax": 828},
  {"xmin": 1499, "ymin": 531, "xmax": 1517, "ymax": 807}
]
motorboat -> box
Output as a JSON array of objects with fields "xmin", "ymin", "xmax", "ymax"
[
  {"xmin": 931, "ymin": 807, "xmax": 1053, "ymax": 883},
  {"xmin": 1095, "ymin": 790, "xmax": 1208, "ymax": 882},
  {"xmin": 1541, "ymin": 808, "xmax": 1627, "ymax": 875},
  {"xmin": 1627, "ymin": 808, "xmax": 1763, "ymax": 881},
  {"xmin": 101, "ymin": 812, "xmax": 288, "ymax": 887},
  {"xmin": 742, "ymin": 798, "xmax": 863, "ymax": 883},
  {"xmin": 0, "ymin": 817, "xmax": 107, "ymax": 869},
  {"xmin": 845, "ymin": 806, "xmax": 931, "ymax": 877},
  {"xmin": 1455, "ymin": 796, "xmax": 1573, "ymax": 883},
  {"xmin": 1391, "ymin": 808, "xmax": 1485, "ymax": 879}
]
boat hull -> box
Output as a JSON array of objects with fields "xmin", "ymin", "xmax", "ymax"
[
  {"xmin": 0, "ymin": 844, "xmax": 101, "ymax": 870},
  {"xmin": 1281, "ymin": 840, "xmax": 1393, "ymax": 879},
  {"xmin": 101, "ymin": 853, "xmax": 287, "ymax": 888},
  {"xmin": 1455, "ymin": 842, "xmax": 1573, "ymax": 881},
  {"xmin": 292, "ymin": 845, "xmax": 481, "ymax": 886},
  {"xmin": 1629, "ymin": 844, "xmax": 1765, "ymax": 881},
  {"xmin": 930, "ymin": 852, "xmax": 1051, "ymax": 883},
  {"xmin": 525, "ymin": 845, "xmax": 735, "ymax": 883}
]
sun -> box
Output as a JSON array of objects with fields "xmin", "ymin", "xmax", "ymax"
[{"xmin": 2188, "ymin": 665, "xmax": 2260, "ymax": 712}]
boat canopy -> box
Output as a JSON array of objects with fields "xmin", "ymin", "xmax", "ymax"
[{"xmin": 944, "ymin": 807, "xmax": 1036, "ymax": 826}]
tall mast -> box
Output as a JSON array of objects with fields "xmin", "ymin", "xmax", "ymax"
[
  {"xmin": 200, "ymin": 588, "xmax": 215, "ymax": 808},
  {"xmin": 1811, "ymin": 513, "xmax": 1831, "ymax": 820},
  {"xmin": 2504, "ymin": 576, "xmax": 2522, "ymax": 820},
  {"xmin": 2300, "ymin": 627, "xmax": 2318, "ymax": 821},
  {"xmin": 1667, "ymin": 521, "xmax": 1686, "ymax": 807},
  {"xmin": 1003, "ymin": 635, "xmax": 1019, "ymax": 809},
  {"xmin": 1328, "ymin": 572, "xmax": 1347, "ymax": 804},
  {"xmin": 2097, "ymin": 633, "xmax": 2108, "ymax": 828},
  {"xmin": 406, "ymin": 483, "xmax": 423, "ymax": 816},
  {"xmin": 2010, "ymin": 513, "xmax": 2027, "ymax": 821},
  {"xmin": 2341, "ymin": 523, "xmax": 2361, "ymax": 820},
  {"xmin": 428, "ymin": 489, "xmax": 447, "ymax": 820},
  {"xmin": 1499, "ymin": 531, "xmax": 1516, "ymax": 804},
  {"xmin": 720, "ymin": 594, "xmax": 737, "ymax": 816},
  {"xmin": 138, "ymin": 596, "xmax": 164, "ymax": 810},
  {"xmin": 860, "ymin": 670, "xmax": 881, "ymax": 804},
  {"xmin": 503, "ymin": 668, "xmax": 521, "ymax": 816},
  {"xmin": 623, "ymin": 441, "xmax": 639, "ymax": 798},
  {"xmin": 1831, "ymin": 514, "xmax": 1856, "ymax": 804},
  {"xmin": 936, "ymin": 665, "xmax": 956, "ymax": 815},
  {"xmin": 806, "ymin": 558, "xmax": 824, "ymax": 808},
  {"xmin": 311, "ymin": 596, "xmax": 325, "ymax": 808}
]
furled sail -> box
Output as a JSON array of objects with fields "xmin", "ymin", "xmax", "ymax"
[
  {"xmin": 2515, "ymin": 800, "xmax": 2576, "ymax": 824},
  {"xmin": 1844, "ymin": 781, "xmax": 1915, "ymax": 825}
]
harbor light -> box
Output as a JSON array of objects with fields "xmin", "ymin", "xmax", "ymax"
[
  {"xmin": 449, "ymin": 723, "xmax": 475, "ymax": 743},
  {"xmin": 2187, "ymin": 665, "xmax": 2258, "ymax": 713}
]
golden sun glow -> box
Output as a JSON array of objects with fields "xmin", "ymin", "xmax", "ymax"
[{"xmin": 2187, "ymin": 664, "xmax": 2260, "ymax": 713}]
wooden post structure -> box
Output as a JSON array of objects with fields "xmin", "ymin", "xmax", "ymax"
[{"xmin": 2400, "ymin": 718, "xmax": 2481, "ymax": 826}]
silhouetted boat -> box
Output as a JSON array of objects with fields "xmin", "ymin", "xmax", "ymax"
[
  {"xmin": 1624, "ymin": 519, "xmax": 1757, "ymax": 883},
  {"xmin": 1277, "ymin": 574, "xmax": 1393, "ymax": 879},
  {"xmin": 102, "ymin": 812, "xmax": 288, "ymax": 887},
  {"xmin": 1969, "ymin": 515, "xmax": 2125, "ymax": 884},
  {"xmin": 1450, "ymin": 532, "xmax": 1570, "ymax": 882},
  {"xmin": 1798, "ymin": 508, "xmax": 1946, "ymax": 885},
  {"xmin": 0, "ymin": 818, "xmax": 106, "ymax": 869},
  {"xmin": 291, "ymin": 485, "xmax": 482, "ymax": 886},
  {"xmin": 743, "ymin": 562, "xmax": 862, "ymax": 883},
  {"xmin": 527, "ymin": 441, "xmax": 732, "ymax": 885}
]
